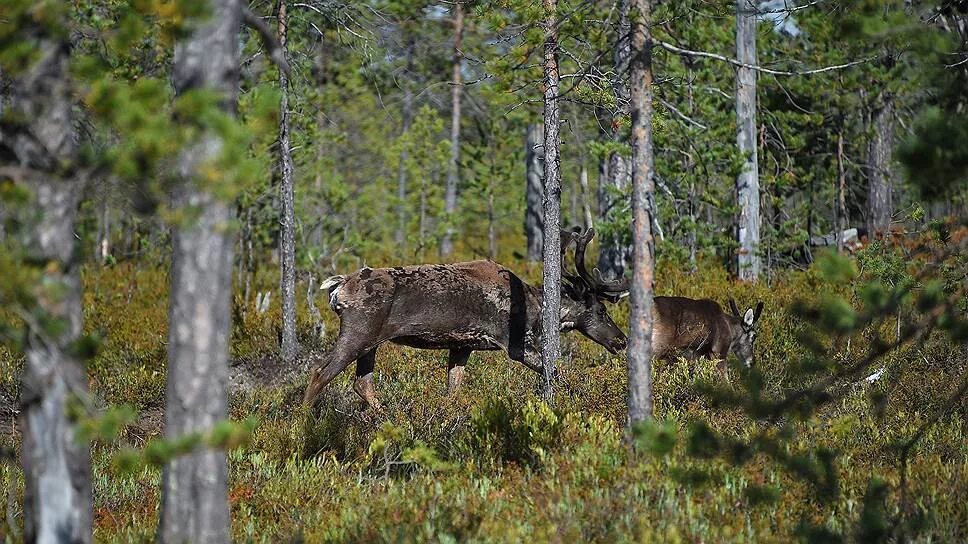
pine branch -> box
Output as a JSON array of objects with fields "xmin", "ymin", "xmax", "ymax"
[
  {"xmin": 655, "ymin": 40, "xmax": 876, "ymax": 76},
  {"xmin": 241, "ymin": 6, "xmax": 291, "ymax": 77}
]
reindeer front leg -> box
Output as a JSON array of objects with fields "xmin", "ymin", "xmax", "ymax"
[{"xmin": 352, "ymin": 348, "xmax": 384, "ymax": 412}]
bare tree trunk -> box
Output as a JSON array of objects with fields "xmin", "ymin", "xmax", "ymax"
[
  {"xmin": 598, "ymin": 0, "xmax": 632, "ymax": 279},
  {"xmin": 525, "ymin": 123, "xmax": 545, "ymax": 261},
  {"xmin": 867, "ymin": 93, "xmax": 894, "ymax": 237},
  {"xmin": 627, "ymin": 0, "xmax": 655, "ymax": 426},
  {"xmin": 488, "ymin": 190, "xmax": 497, "ymax": 259},
  {"xmin": 735, "ymin": 0, "xmax": 760, "ymax": 281},
  {"xmin": 441, "ymin": 1, "xmax": 464, "ymax": 256},
  {"xmin": 579, "ymin": 162, "xmax": 593, "ymax": 228},
  {"xmin": 5, "ymin": 17, "xmax": 93, "ymax": 544},
  {"xmin": 96, "ymin": 196, "xmax": 111, "ymax": 265},
  {"xmin": 540, "ymin": 0, "xmax": 563, "ymax": 401},
  {"xmin": 396, "ymin": 38, "xmax": 415, "ymax": 247},
  {"xmin": 836, "ymin": 125, "xmax": 847, "ymax": 252},
  {"xmin": 160, "ymin": 1, "xmax": 240, "ymax": 541},
  {"xmin": 277, "ymin": 0, "xmax": 298, "ymax": 364}
]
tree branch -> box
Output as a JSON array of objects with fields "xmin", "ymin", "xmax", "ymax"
[
  {"xmin": 655, "ymin": 39, "xmax": 876, "ymax": 76},
  {"xmin": 242, "ymin": 6, "xmax": 292, "ymax": 77}
]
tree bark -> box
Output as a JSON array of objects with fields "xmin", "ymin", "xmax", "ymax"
[
  {"xmin": 395, "ymin": 37, "xmax": 415, "ymax": 247},
  {"xmin": 735, "ymin": 0, "xmax": 760, "ymax": 281},
  {"xmin": 627, "ymin": 0, "xmax": 655, "ymax": 426},
  {"xmin": 4, "ymin": 17, "xmax": 93, "ymax": 544},
  {"xmin": 441, "ymin": 0, "xmax": 464, "ymax": 256},
  {"xmin": 836, "ymin": 125, "xmax": 847, "ymax": 252},
  {"xmin": 597, "ymin": 0, "xmax": 633, "ymax": 280},
  {"xmin": 867, "ymin": 93, "xmax": 894, "ymax": 237},
  {"xmin": 540, "ymin": 0, "xmax": 563, "ymax": 401},
  {"xmin": 525, "ymin": 123, "xmax": 545, "ymax": 261},
  {"xmin": 278, "ymin": 0, "xmax": 298, "ymax": 365},
  {"xmin": 160, "ymin": 1, "xmax": 240, "ymax": 541}
]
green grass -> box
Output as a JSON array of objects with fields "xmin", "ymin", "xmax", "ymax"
[{"xmin": 1, "ymin": 254, "xmax": 966, "ymax": 542}]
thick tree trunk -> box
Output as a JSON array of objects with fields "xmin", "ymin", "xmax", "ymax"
[
  {"xmin": 160, "ymin": 1, "xmax": 240, "ymax": 541},
  {"xmin": 278, "ymin": 0, "xmax": 298, "ymax": 364},
  {"xmin": 396, "ymin": 38, "xmax": 415, "ymax": 246},
  {"xmin": 867, "ymin": 93, "xmax": 894, "ymax": 237},
  {"xmin": 441, "ymin": 1, "xmax": 464, "ymax": 256},
  {"xmin": 4, "ymin": 19, "xmax": 93, "ymax": 544},
  {"xmin": 627, "ymin": 0, "xmax": 655, "ymax": 426},
  {"xmin": 525, "ymin": 123, "xmax": 545, "ymax": 261},
  {"xmin": 597, "ymin": 0, "xmax": 633, "ymax": 279},
  {"xmin": 735, "ymin": 0, "xmax": 760, "ymax": 281},
  {"xmin": 540, "ymin": 0, "xmax": 563, "ymax": 401}
]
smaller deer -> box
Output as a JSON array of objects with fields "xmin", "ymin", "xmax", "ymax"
[{"xmin": 652, "ymin": 297, "xmax": 764, "ymax": 368}]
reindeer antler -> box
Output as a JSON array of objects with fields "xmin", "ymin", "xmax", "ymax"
[{"xmin": 570, "ymin": 227, "xmax": 630, "ymax": 298}]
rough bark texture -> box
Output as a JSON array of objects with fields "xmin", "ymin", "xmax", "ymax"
[
  {"xmin": 396, "ymin": 38, "xmax": 415, "ymax": 246},
  {"xmin": 2, "ymin": 19, "xmax": 93, "ymax": 544},
  {"xmin": 540, "ymin": 0, "xmax": 562, "ymax": 400},
  {"xmin": 867, "ymin": 93, "xmax": 895, "ymax": 237},
  {"xmin": 278, "ymin": 0, "xmax": 298, "ymax": 364},
  {"xmin": 597, "ymin": 0, "xmax": 633, "ymax": 279},
  {"xmin": 735, "ymin": 0, "xmax": 760, "ymax": 281},
  {"xmin": 441, "ymin": 1, "xmax": 464, "ymax": 256},
  {"xmin": 160, "ymin": 1, "xmax": 240, "ymax": 541},
  {"xmin": 627, "ymin": 0, "xmax": 655, "ymax": 425},
  {"xmin": 525, "ymin": 123, "xmax": 545, "ymax": 261}
]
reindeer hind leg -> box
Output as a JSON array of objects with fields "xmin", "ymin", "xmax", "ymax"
[
  {"xmin": 352, "ymin": 348, "xmax": 383, "ymax": 412},
  {"xmin": 447, "ymin": 348, "xmax": 472, "ymax": 395}
]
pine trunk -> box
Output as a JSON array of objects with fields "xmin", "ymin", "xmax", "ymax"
[
  {"xmin": 8, "ymin": 17, "xmax": 93, "ymax": 544},
  {"xmin": 627, "ymin": 0, "xmax": 655, "ymax": 426},
  {"xmin": 160, "ymin": 1, "xmax": 240, "ymax": 541},
  {"xmin": 278, "ymin": 0, "xmax": 298, "ymax": 364},
  {"xmin": 441, "ymin": 1, "xmax": 464, "ymax": 256},
  {"xmin": 540, "ymin": 0, "xmax": 563, "ymax": 401},
  {"xmin": 867, "ymin": 93, "xmax": 894, "ymax": 237},
  {"xmin": 396, "ymin": 38, "xmax": 415, "ymax": 246},
  {"xmin": 735, "ymin": 0, "xmax": 760, "ymax": 281},
  {"xmin": 525, "ymin": 123, "xmax": 545, "ymax": 261}
]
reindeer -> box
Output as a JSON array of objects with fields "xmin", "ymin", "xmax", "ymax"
[
  {"xmin": 303, "ymin": 228, "xmax": 629, "ymax": 410},
  {"xmin": 652, "ymin": 297, "xmax": 764, "ymax": 368}
]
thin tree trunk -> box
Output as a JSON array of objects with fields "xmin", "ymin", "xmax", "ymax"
[
  {"xmin": 395, "ymin": 38, "xmax": 415, "ymax": 246},
  {"xmin": 488, "ymin": 190, "xmax": 497, "ymax": 259},
  {"xmin": 525, "ymin": 123, "xmax": 545, "ymax": 261},
  {"xmin": 441, "ymin": 1, "xmax": 464, "ymax": 256},
  {"xmin": 96, "ymin": 196, "xmax": 111, "ymax": 265},
  {"xmin": 278, "ymin": 0, "xmax": 298, "ymax": 364},
  {"xmin": 160, "ymin": 1, "xmax": 240, "ymax": 541},
  {"xmin": 836, "ymin": 125, "xmax": 847, "ymax": 252},
  {"xmin": 627, "ymin": 0, "xmax": 655, "ymax": 426},
  {"xmin": 8, "ymin": 17, "xmax": 93, "ymax": 544},
  {"xmin": 736, "ymin": 0, "xmax": 760, "ymax": 281},
  {"xmin": 598, "ymin": 0, "xmax": 632, "ymax": 279},
  {"xmin": 867, "ymin": 93, "xmax": 894, "ymax": 237},
  {"xmin": 579, "ymin": 162, "xmax": 593, "ymax": 228},
  {"xmin": 540, "ymin": 0, "xmax": 563, "ymax": 401}
]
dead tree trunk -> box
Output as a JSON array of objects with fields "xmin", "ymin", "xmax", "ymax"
[
  {"xmin": 836, "ymin": 124, "xmax": 847, "ymax": 252},
  {"xmin": 540, "ymin": 0, "xmax": 563, "ymax": 401},
  {"xmin": 598, "ymin": 0, "xmax": 632, "ymax": 279},
  {"xmin": 867, "ymin": 92, "xmax": 894, "ymax": 237},
  {"xmin": 627, "ymin": 0, "xmax": 656, "ymax": 426},
  {"xmin": 5, "ymin": 17, "xmax": 93, "ymax": 544},
  {"xmin": 441, "ymin": 0, "xmax": 464, "ymax": 256},
  {"xmin": 160, "ymin": 1, "xmax": 241, "ymax": 541},
  {"xmin": 278, "ymin": 0, "xmax": 298, "ymax": 364},
  {"xmin": 735, "ymin": 0, "xmax": 760, "ymax": 281},
  {"xmin": 525, "ymin": 123, "xmax": 545, "ymax": 261}
]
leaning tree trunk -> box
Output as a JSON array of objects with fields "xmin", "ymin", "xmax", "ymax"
[
  {"xmin": 540, "ymin": 0, "xmax": 563, "ymax": 401},
  {"xmin": 441, "ymin": 0, "xmax": 464, "ymax": 256},
  {"xmin": 597, "ymin": 0, "xmax": 633, "ymax": 279},
  {"xmin": 525, "ymin": 123, "xmax": 545, "ymax": 261},
  {"xmin": 5, "ymin": 17, "xmax": 93, "ymax": 544},
  {"xmin": 735, "ymin": 0, "xmax": 760, "ymax": 281},
  {"xmin": 867, "ymin": 92, "xmax": 894, "ymax": 237},
  {"xmin": 278, "ymin": 0, "xmax": 298, "ymax": 364},
  {"xmin": 627, "ymin": 0, "xmax": 656, "ymax": 426},
  {"xmin": 160, "ymin": 0, "xmax": 240, "ymax": 541}
]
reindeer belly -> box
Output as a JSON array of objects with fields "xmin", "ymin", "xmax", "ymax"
[{"xmin": 389, "ymin": 330, "xmax": 504, "ymax": 351}]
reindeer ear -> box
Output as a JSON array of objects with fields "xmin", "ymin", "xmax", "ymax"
[
  {"xmin": 728, "ymin": 299, "xmax": 740, "ymax": 317},
  {"xmin": 753, "ymin": 301, "xmax": 764, "ymax": 323},
  {"xmin": 743, "ymin": 308, "xmax": 755, "ymax": 327}
]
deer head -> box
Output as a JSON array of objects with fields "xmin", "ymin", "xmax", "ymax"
[{"xmin": 727, "ymin": 299, "xmax": 765, "ymax": 367}]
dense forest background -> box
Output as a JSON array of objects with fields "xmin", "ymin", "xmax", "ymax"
[{"xmin": 1, "ymin": 0, "xmax": 967, "ymax": 542}]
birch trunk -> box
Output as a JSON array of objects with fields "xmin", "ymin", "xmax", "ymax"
[
  {"xmin": 160, "ymin": 1, "xmax": 240, "ymax": 541},
  {"xmin": 441, "ymin": 1, "xmax": 464, "ymax": 256},
  {"xmin": 540, "ymin": 0, "xmax": 563, "ymax": 401},
  {"xmin": 525, "ymin": 123, "xmax": 545, "ymax": 261},
  {"xmin": 278, "ymin": 0, "xmax": 298, "ymax": 364},
  {"xmin": 735, "ymin": 0, "xmax": 760, "ymax": 281},
  {"xmin": 5, "ymin": 17, "xmax": 93, "ymax": 544},
  {"xmin": 627, "ymin": 0, "xmax": 655, "ymax": 425}
]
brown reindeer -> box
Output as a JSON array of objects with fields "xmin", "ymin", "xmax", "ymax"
[
  {"xmin": 652, "ymin": 297, "xmax": 764, "ymax": 368},
  {"xmin": 303, "ymin": 228, "xmax": 629, "ymax": 410}
]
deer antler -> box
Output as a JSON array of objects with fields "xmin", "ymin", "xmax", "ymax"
[{"xmin": 571, "ymin": 227, "xmax": 630, "ymax": 297}]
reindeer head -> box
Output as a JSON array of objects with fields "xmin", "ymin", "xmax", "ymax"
[
  {"xmin": 559, "ymin": 227, "xmax": 629, "ymax": 354},
  {"xmin": 727, "ymin": 299, "xmax": 765, "ymax": 367}
]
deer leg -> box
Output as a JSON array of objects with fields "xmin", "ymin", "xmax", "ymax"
[
  {"xmin": 352, "ymin": 348, "xmax": 383, "ymax": 412},
  {"xmin": 447, "ymin": 348, "xmax": 472, "ymax": 395},
  {"xmin": 303, "ymin": 336, "xmax": 378, "ymax": 407}
]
